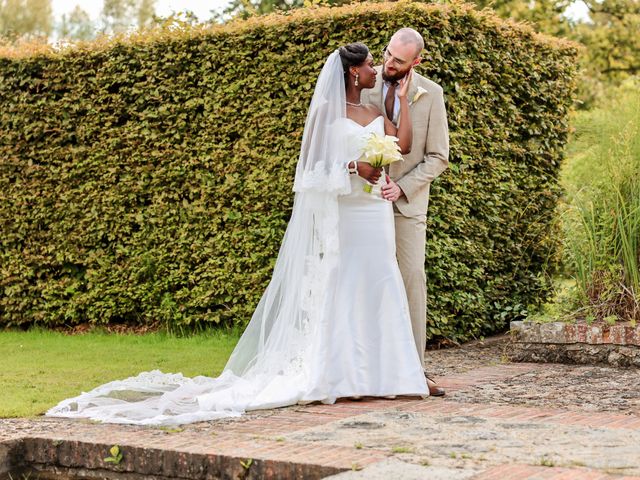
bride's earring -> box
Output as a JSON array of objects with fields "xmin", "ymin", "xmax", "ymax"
[{"xmin": 355, "ymin": 73, "xmax": 359, "ymax": 87}]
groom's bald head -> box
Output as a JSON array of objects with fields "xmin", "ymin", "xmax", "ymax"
[
  {"xmin": 390, "ymin": 28, "xmax": 424, "ymax": 58},
  {"xmin": 382, "ymin": 28, "xmax": 424, "ymax": 82}
]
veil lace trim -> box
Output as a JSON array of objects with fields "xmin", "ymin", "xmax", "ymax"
[{"xmin": 46, "ymin": 51, "xmax": 350, "ymax": 426}]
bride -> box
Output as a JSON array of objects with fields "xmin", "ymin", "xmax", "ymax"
[{"xmin": 47, "ymin": 43, "xmax": 428, "ymax": 426}]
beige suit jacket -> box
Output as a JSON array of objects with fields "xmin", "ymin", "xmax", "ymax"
[{"xmin": 361, "ymin": 67, "xmax": 449, "ymax": 218}]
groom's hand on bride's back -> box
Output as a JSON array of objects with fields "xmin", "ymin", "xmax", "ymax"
[{"xmin": 357, "ymin": 162, "xmax": 382, "ymax": 183}]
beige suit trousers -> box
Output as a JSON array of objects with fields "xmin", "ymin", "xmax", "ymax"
[{"xmin": 394, "ymin": 210, "xmax": 427, "ymax": 369}]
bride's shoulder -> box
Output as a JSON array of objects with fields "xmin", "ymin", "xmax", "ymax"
[
  {"xmin": 363, "ymin": 103, "xmax": 380, "ymax": 113},
  {"xmin": 363, "ymin": 104, "xmax": 383, "ymax": 119}
]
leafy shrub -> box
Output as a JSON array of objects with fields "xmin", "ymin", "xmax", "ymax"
[{"xmin": 0, "ymin": 1, "xmax": 578, "ymax": 340}]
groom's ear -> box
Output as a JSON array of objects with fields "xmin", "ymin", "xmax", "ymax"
[{"xmin": 412, "ymin": 57, "xmax": 422, "ymax": 67}]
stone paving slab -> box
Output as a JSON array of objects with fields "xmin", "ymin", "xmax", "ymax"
[
  {"xmin": 328, "ymin": 460, "xmax": 640, "ymax": 480},
  {"xmin": 473, "ymin": 464, "xmax": 640, "ymax": 480},
  {"xmin": 2, "ymin": 336, "xmax": 639, "ymax": 479},
  {"xmin": 310, "ymin": 403, "xmax": 640, "ymax": 476}
]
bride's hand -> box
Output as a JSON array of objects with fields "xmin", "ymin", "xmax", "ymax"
[
  {"xmin": 357, "ymin": 162, "xmax": 382, "ymax": 183},
  {"xmin": 397, "ymin": 68, "xmax": 413, "ymax": 99}
]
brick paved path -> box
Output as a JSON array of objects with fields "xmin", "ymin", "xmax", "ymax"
[{"xmin": 1, "ymin": 336, "xmax": 639, "ymax": 479}]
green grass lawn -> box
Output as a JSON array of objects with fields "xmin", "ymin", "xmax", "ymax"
[{"xmin": 0, "ymin": 328, "xmax": 240, "ymax": 418}]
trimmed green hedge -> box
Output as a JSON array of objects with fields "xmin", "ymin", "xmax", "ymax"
[{"xmin": 0, "ymin": 1, "xmax": 578, "ymax": 340}]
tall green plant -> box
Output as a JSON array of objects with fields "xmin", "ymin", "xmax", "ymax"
[{"xmin": 562, "ymin": 78, "xmax": 640, "ymax": 322}]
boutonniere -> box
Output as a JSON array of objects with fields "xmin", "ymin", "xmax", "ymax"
[{"xmin": 410, "ymin": 87, "xmax": 428, "ymax": 106}]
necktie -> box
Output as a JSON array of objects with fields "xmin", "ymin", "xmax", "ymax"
[{"xmin": 384, "ymin": 82, "xmax": 397, "ymax": 122}]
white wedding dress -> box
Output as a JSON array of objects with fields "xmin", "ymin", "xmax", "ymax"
[
  {"xmin": 46, "ymin": 116, "xmax": 428, "ymax": 426},
  {"xmin": 46, "ymin": 51, "xmax": 428, "ymax": 426}
]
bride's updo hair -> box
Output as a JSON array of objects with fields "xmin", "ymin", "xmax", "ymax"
[{"xmin": 338, "ymin": 42, "xmax": 369, "ymax": 83}]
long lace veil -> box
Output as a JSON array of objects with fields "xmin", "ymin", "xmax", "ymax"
[
  {"xmin": 225, "ymin": 50, "xmax": 349, "ymax": 377},
  {"xmin": 46, "ymin": 50, "xmax": 351, "ymax": 425}
]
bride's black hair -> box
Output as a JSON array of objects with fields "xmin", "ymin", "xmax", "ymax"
[{"xmin": 338, "ymin": 43, "xmax": 369, "ymax": 83}]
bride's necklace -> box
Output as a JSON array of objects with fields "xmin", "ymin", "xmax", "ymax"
[{"xmin": 346, "ymin": 101, "xmax": 363, "ymax": 107}]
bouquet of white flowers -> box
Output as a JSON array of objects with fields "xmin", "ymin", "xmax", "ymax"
[{"xmin": 360, "ymin": 132, "xmax": 404, "ymax": 194}]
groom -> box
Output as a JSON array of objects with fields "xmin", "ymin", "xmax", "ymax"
[{"xmin": 361, "ymin": 28, "xmax": 449, "ymax": 396}]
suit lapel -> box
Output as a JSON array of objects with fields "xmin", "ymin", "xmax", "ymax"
[
  {"xmin": 406, "ymin": 81, "xmax": 418, "ymax": 109},
  {"xmin": 394, "ymin": 76, "xmax": 419, "ymax": 126}
]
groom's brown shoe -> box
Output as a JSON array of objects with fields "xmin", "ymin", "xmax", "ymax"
[{"xmin": 425, "ymin": 374, "xmax": 445, "ymax": 397}]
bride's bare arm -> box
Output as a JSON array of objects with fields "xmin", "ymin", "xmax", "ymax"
[{"xmin": 383, "ymin": 69, "xmax": 413, "ymax": 154}]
